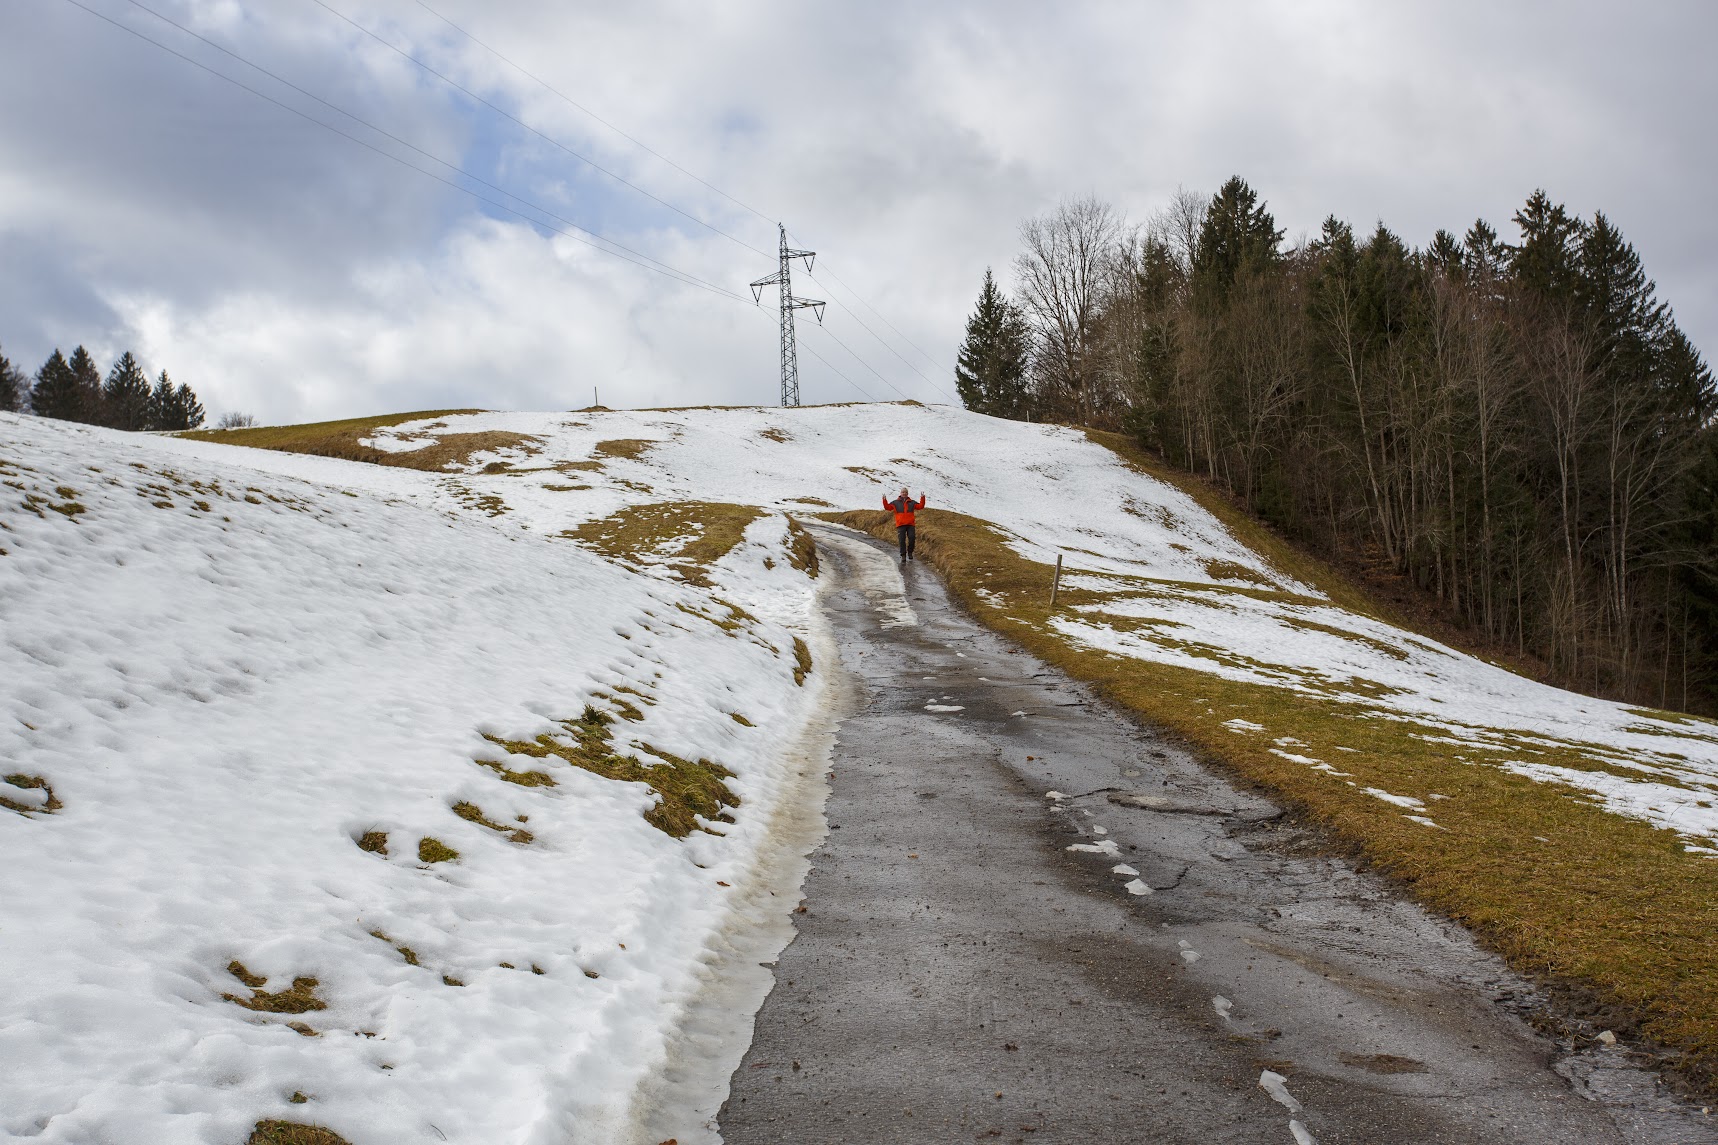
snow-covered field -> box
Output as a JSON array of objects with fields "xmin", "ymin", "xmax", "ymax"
[
  {"xmin": 331, "ymin": 402, "xmax": 1718, "ymax": 853},
  {"xmin": 0, "ymin": 413, "xmax": 834, "ymax": 1144},
  {"xmin": 6, "ymin": 400, "xmax": 1718, "ymax": 1144}
]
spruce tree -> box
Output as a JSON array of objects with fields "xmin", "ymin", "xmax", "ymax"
[
  {"xmin": 176, "ymin": 381, "xmax": 205, "ymax": 429},
  {"xmin": 103, "ymin": 351, "xmax": 152, "ymax": 430},
  {"xmin": 31, "ymin": 350, "xmax": 80, "ymax": 420},
  {"xmin": 1510, "ymin": 190, "xmax": 1584, "ymax": 300},
  {"xmin": 1191, "ymin": 176, "xmax": 1283, "ymax": 307},
  {"xmin": 66, "ymin": 345, "xmax": 103, "ymax": 424},
  {"xmin": 955, "ymin": 269, "xmax": 1031, "ymax": 419},
  {"xmin": 156, "ymin": 373, "xmax": 206, "ymax": 430},
  {"xmin": 0, "ymin": 344, "xmax": 23, "ymax": 413}
]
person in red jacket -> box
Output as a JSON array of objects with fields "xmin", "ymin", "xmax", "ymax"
[{"xmin": 884, "ymin": 486, "xmax": 927, "ymax": 563}]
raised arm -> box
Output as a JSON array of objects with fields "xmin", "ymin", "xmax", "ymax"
[{"xmin": 915, "ymin": 493, "xmax": 927, "ymax": 510}]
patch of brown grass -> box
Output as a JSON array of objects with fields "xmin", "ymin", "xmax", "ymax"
[
  {"xmin": 224, "ymin": 962, "xmax": 327, "ymax": 1014},
  {"xmin": 593, "ymin": 438, "xmax": 656, "ymax": 461},
  {"xmin": 179, "ymin": 411, "xmax": 546, "ymax": 473},
  {"xmin": 1, "ymin": 773, "xmax": 61, "ymax": 814},
  {"xmin": 247, "ymin": 1120, "xmax": 351, "ymax": 1145},
  {"xmin": 453, "ymin": 800, "xmax": 533, "ymax": 844},
  {"xmin": 785, "ymin": 517, "xmax": 819, "ymax": 577},
  {"xmin": 417, "ymin": 837, "xmax": 459, "ymax": 864},
  {"xmin": 792, "ymin": 637, "xmax": 812, "ymax": 686},
  {"xmin": 565, "ymin": 501, "xmax": 763, "ymax": 587},
  {"xmin": 832, "ymin": 505, "xmax": 1718, "ymax": 1090},
  {"xmin": 355, "ymin": 831, "xmax": 388, "ymax": 855},
  {"xmin": 482, "ymin": 705, "xmax": 738, "ymax": 837}
]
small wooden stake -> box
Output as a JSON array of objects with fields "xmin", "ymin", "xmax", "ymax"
[{"xmin": 1049, "ymin": 552, "xmax": 1063, "ymax": 610}]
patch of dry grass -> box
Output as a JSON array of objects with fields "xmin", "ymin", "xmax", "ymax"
[
  {"xmin": 482, "ymin": 705, "xmax": 738, "ymax": 838},
  {"xmin": 417, "ymin": 837, "xmax": 459, "ymax": 864},
  {"xmin": 592, "ymin": 438, "xmax": 656, "ymax": 461},
  {"xmin": 1, "ymin": 773, "xmax": 61, "ymax": 814},
  {"xmin": 565, "ymin": 501, "xmax": 763, "ymax": 587},
  {"xmin": 453, "ymin": 800, "xmax": 533, "ymax": 844},
  {"xmin": 180, "ymin": 411, "xmax": 545, "ymax": 473},
  {"xmin": 247, "ymin": 1120, "xmax": 351, "ymax": 1145},
  {"xmin": 832, "ymin": 505, "xmax": 1718, "ymax": 1091},
  {"xmin": 792, "ymin": 637, "xmax": 812, "ymax": 686},
  {"xmin": 785, "ymin": 517, "xmax": 819, "ymax": 577},
  {"xmin": 223, "ymin": 962, "xmax": 326, "ymax": 1014}
]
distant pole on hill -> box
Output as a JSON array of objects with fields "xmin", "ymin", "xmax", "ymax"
[{"xmin": 750, "ymin": 224, "xmax": 826, "ymax": 406}]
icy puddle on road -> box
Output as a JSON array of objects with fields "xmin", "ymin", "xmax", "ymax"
[{"xmin": 717, "ymin": 525, "xmax": 1718, "ymax": 1145}]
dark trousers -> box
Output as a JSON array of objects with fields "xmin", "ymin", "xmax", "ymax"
[{"xmin": 897, "ymin": 524, "xmax": 916, "ymax": 559}]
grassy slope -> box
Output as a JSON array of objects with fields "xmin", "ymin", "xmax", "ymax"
[
  {"xmin": 836, "ymin": 438, "xmax": 1718, "ymax": 1092},
  {"xmin": 179, "ymin": 411, "xmax": 541, "ymax": 472}
]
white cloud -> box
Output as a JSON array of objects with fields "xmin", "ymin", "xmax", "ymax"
[{"xmin": 2, "ymin": 0, "xmax": 1713, "ymax": 420}]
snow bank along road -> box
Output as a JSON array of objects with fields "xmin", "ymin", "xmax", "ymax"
[
  {"xmin": 722, "ymin": 526, "xmax": 1718, "ymax": 1144},
  {"xmin": 0, "ymin": 414, "xmax": 834, "ymax": 1143}
]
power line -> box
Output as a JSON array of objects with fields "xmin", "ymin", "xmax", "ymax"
[
  {"xmin": 305, "ymin": 0, "xmax": 774, "ymax": 262},
  {"xmin": 62, "ymin": 0, "xmax": 750, "ymax": 303},
  {"xmin": 799, "ymin": 263, "xmax": 957, "ymax": 402}
]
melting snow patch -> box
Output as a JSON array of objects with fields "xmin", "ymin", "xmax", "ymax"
[
  {"xmin": 1269, "ymin": 748, "xmax": 1324, "ymax": 766},
  {"xmin": 1045, "ymin": 790, "xmax": 1067, "ymax": 800},
  {"xmin": 1110, "ymin": 864, "xmax": 1139, "ymax": 876},
  {"xmin": 1224, "ymin": 718, "xmax": 1265, "ymax": 733},
  {"xmin": 1363, "ymin": 787, "xmax": 1425, "ymax": 810},
  {"xmin": 1125, "ymin": 879, "xmax": 1153, "ymax": 896},
  {"xmin": 1067, "ymin": 839, "xmax": 1120, "ymax": 856},
  {"xmin": 1212, "ymin": 996, "xmax": 1232, "ymax": 1019},
  {"xmin": 924, "ymin": 704, "xmax": 965, "ymax": 713},
  {"xmin": 1291, "ymin": 1121, "xmax": 1318, "ymax": 1145},
  {"xmin": 1259, "ymin": 1070, "xmax": 1303, "ymax": 1113},
  {"xmin": 1404, "ymin": 815, "xmax": 1445, "ymax": 829}
]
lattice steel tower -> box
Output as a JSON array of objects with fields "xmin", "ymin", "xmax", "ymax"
[{"xmin": 750, "ymin": 224, "xmax": 825, "ymax": 407}]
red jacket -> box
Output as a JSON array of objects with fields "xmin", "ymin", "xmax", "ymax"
[{"xmin": 885, "ymin": 493, "xmax": 926, "ymax": 527}]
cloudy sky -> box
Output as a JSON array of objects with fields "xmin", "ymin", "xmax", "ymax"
[{"xmin": 2, "ymin": 0, "xmax": 1713, "ymax": 422}]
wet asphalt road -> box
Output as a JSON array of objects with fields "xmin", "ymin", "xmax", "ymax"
[{"xmin": 716, "ymin": 526, "xmax": 1718, "ymax": 1145}]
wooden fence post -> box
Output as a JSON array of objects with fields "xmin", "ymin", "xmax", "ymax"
[{"xmin": 1049, "ymin": 553, "xmax": 1063, "ymax": 610}]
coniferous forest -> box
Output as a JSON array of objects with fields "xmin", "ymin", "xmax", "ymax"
[
  {"xmin": 958, "ymin": 181, "xmax": 1718, "ymax": 712},
  {"xmin": 0, "ymin": 342, "xmax": 204, "ymax": 431}
]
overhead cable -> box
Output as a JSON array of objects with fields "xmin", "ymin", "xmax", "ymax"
[{"xmin": 61, "ymin": 0, "xmax": 750, "ymax": 303}]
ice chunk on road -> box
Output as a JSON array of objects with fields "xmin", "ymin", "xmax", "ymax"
[
  {"xmin": 1110, "ymin": 864, "xmax": 1139, "ymax": 876},
  {"xmin": 1259, "ymin": 1070, "xmax": 1304, "ymax": 1113},
  {"xmin": 1212, "ymin": 996, "xmax": 1232, "ymax": 1019},
  {"xmin": 1124, "ymin": 879, "xmax": 1152, "ymax": 896},
  {"xmin": 1066, "ymin": 839, "xmax": 1120, "ymax": 856}
]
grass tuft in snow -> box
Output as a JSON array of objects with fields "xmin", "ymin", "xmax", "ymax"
[
  {"xmin": 223, "ymin": 962, "xmax": 327, "ymax": 1014},
  {"xmin": 785, "ymin": 517, "xmax": 819, "ymax": 577},
  {"xmin": 1, "ymin": 773, "xmax": 61, "ymax": 814},
  {"xmin": 355, "ymin": 831, "xmax": 387, "ymax": 856},
  {"xmin": 730, "ymin": 711, "xmax": 755, "ymax": 727},
  {"xmin": 483, "ymin": 706, "xmax": 739, "ymax": 838},
  {"xmin": 417, "ymin": 838, "xmax": 459, "ymax": 864},
  {"xmin": 247, "ymin": 1119, "xmax": 351, "ymax": 1145},
  {"xmin": 452, "ymin": 801, "xmax": 533, "ymax": 844},
  {"xmin": 792, "ymin": 637, "xmax": 813, "ymax": 687},
  {"xmin": 368, "ymin": 930, "xmax": 421, "ymax": 966}
]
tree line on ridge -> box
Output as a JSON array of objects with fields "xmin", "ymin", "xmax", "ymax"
[
  {"xmin": 0, "ymin": 342, "xmax": 205, "ymax": 431},
  {"xmin": 957, "ymin": 180, "xmax": 1718, "ymax": 712}
]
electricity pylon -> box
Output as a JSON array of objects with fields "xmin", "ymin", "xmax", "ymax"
[{"xmin": 750, "ymin": 224, "xmax": 825, "ymax": 407}]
